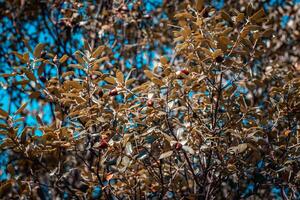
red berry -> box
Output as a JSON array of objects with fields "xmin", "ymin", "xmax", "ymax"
[
  {"xmin": 109, "ymin": 88, "xmax": 118, "ymax": 96},
  {"xmin": 180, "ymin": 69, "xmax": 189, "ymax": 75},
  {"xmin": 147, "ymin": 100, "xmax": 154, "ymax": 107},
  {"xmin": 99, "ymin": 139, "xmax": 108, "ymax": 149},
  {"xmin": 175, "ymin": 142, "xmax": 182, "ymax": 150}
]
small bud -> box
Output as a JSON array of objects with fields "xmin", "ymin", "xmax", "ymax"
[
  {"xmin": 175, "ymin": 142, "xmax": 182, "ymax": 150},
  {"xmin": 99, "ymin": 139, "xmax": 108, "ymax": 149},
  {"xmin": 109, "ymin": 88, "xmax": 118, "ymax": 96},
  {"xmin": 147, "ymin": 100, "xmax": 154, "ymax": 107}
]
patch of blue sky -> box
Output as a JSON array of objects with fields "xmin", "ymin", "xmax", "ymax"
[
  {"xmin": 188, "ymin": 91, "xmax": 195, "ymax": 99},
  {"xmin": 38, "ymin": 30, "xmax": 55, "ymax": 44},
  {"xmin": 257, "ymin": 160, "xmax": 265, "ymax": 169},
  {"xmin": 25, "ymin": 114, "xmax": 38, "ymax": 126},
  {"xmin": 125, "ymin": 59, "xmax": 132, "ymax": 69},
  {"xmin": 0, "ymin": 90, "xmax": 10, "ymax": 112},
  {"xmin": 0, "ymin": 17, "xmax": 12, "ymax": 35},
  {"xmin": 136, "ymin": 53, "xmax": 144, "ymax": 69},
  {"xmin": 223, "ymin": 80, "xmax": 233, "ymax": 90},
  {"xmin": 217, "ymin": 120, "xmax": 225, "ymax": 127},
  {"xmin": 143, "ymin": 0, "xmax": 163, "ymax": 13},
  {"xmin": 108, "ymin": 34, "xmax": 115, "ymax": 47},
  {"xmin": 271, "ymin": 187, "xmax": 281, "ymax": 199},
  {"xmin": 166, "ymin": 191, "xmax": 174, "ymax": 199},
  {"xmin": 242, "ymin": 118, "xmax": 249, "ymax": 126},
  {"xmin": 204, "ymin": 90, "xmax": 210, "ymax": 96},
  {"xmin": 114, "ymin": 52, "xmax": 121, "ymax": 59},
  {"xmin": 24, "ymin": 21, "xmax": 39, "ymax": 36},
  {"xmin": 242, "ymin": 183, "xmax": 255, "ymax": 197},
  {"xmin": 211, "ymin": 0, "xmax": 224, "ymax": 10},
  {"xmin": 63, "ymin": 192, "xmax": 68, "ymax": 200},
  {"xmin": 34, "ymin": 129, "xmax": 43, "ymax": 136},
  {"xmin": 67, "ymin": 31, "xmax": 84, "ymax": 52},
  {"xmin": 78, "ymin": 2, "xmax": 89, "ymax": 17},
  {"xmin": 92, "ymin": 186, "xmax": 102, "ymax": 199},
  {"xmin": 115, "ymin": 94, "xmax": 124, "ymax": 103},
  {"xmin": 280, "ymin": 15, "xmax": 290, "ymax": 28},
  {"xmin": 264, "ymin": 0, "xmax": 300, "ymax": 12},
  {"xmin": 42, "ymin": 103, "xmax": 53, "ymax": 125},
  {"xmin": 162, "ymin": 45, "xmax": 173, "ymax": 56},
  {"xmin": 269, "ymin": 0, "xmax": 285, "ymax": 7},
  {"xmin": 0, "ymin": 152, "xmax": 9, "ymax": 181},
  {"xmin": 127, "ymin": 2, "xmax": 134, "ymax": 11},
  {"xmin": 160, "ymin": 12, "xmax": 169, "ymax": 20}
]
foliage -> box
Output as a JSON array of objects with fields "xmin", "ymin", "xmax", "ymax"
[{"xmin": 0, "ymin": 0, "xmax": 300, "ymax": 199}]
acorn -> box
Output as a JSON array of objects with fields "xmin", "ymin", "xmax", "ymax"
[
  {"xmin": 175, "ymin": 142, "xmax": 182, "ymax": 150},
  {"xmin": 109, "ymin": 88, "xmax": 118, "ymax": 96},
  {"xmin": 215, "ymin": 55, "xmax": 224, "ymax": 63},
  {"xmin": 99, "ymin": 139, "xmax": 108, "ymax": 149},
  {"xmin": 147, "ymin": 100, "xmax": 154, "ymax": 107}
]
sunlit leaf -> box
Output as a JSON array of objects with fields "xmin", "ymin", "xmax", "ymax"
[{"xmin": 159, "ymin": 150, "xmax": 173, "ymax": 159}]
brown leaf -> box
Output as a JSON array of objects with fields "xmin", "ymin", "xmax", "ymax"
[
  {"xmin": 249, "ymin": 8, "xmax": 265, "ymax": 23},
  {"xmin": 0, "ymin": 109, "xmax": 9, "ymax": 118},
  {"xmin": 15, "ymin": 102, "xmax": 28, "ymax": 115},
  {"xmin": 59, "ymin": 54, "xmax": 69, "ymax": 63},
  {"xmin": 116, "ymin": 70, "xmax": 124, "ymax": 83},
  {"xmin": 92, "ymin": 45, "xmax": 105, "ymax": 58},
  {"xmin": 159, "ymin": 150, "xmax": 173, "ymax": 159},
  {"xmin": 34, "ymin": 43, "xmax": 45, "ymax": 58}
]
